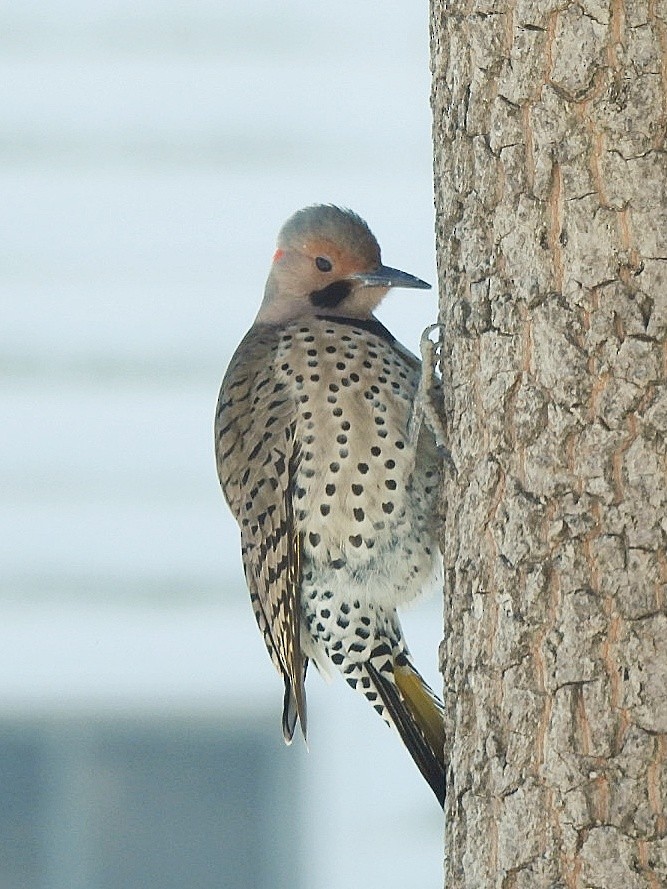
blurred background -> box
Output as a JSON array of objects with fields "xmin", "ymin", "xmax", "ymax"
[{"xmin": 0, "ymin": 2, "xmax": 442, "ymax": 887}]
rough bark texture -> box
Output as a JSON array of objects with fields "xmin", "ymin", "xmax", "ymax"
[{"xmin": 430, "ymin": 2, "xmax": 667, "ymax": 887}]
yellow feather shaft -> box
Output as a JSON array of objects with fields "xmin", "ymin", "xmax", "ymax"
[{"xmin": 395, "ymin": 664, "xmax": 445, "ymax": 761}]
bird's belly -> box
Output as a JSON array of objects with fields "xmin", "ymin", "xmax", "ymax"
[
  {"xmin": 304, "ymin": 540, "xmax": 442, "ymax": 607},
  {"xmin": 299, "ymin": 489, "xmax": 442, "ymax": 610},
  {"xmin": 298, "ymin": 530, "xmax": 441, "ymax": 673},
  {"xmin": 295, "ymin": 418, "xmax": 442, "ymax": 608}
]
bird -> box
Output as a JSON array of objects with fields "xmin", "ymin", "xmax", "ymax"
[{"xmin": 214, "ymin": 205, "xmax": 445, "ymax": 806}]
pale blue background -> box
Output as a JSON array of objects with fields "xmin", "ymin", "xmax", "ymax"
[{"xmin": 0, "ymin": 2, "xmax": 443, "ymax": 887}]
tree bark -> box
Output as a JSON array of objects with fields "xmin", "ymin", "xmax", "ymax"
[{"xmin": 430, "ymin": 2, "xmax": 667, "ymax": 887}]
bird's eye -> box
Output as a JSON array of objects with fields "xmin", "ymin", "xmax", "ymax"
[{"xmin": 315, "ymin": 256, "xmax": 332, "ymax": 272}]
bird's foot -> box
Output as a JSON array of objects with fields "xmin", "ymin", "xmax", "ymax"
[{"xmin": 409, "ymin": 324, "xmax": 455, "ymax": 473}]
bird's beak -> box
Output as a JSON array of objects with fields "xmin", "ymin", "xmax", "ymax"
[{"xmin": 347, "ymin": 264, "xmax": 431, "ymax": 290}]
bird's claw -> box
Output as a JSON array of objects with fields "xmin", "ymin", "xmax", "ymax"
[{"xmin": 408, "ymin": 323, "xmax": 446, "ymax": 442}]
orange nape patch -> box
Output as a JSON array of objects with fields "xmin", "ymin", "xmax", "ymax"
[{"xmin": 272, "ymin": 248, "xmax": 285, "ymax": 263}]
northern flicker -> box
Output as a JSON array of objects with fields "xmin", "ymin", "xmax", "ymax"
[{"xmin": 215, "ymin": 205, "xmax": 445, "ymax": 806}]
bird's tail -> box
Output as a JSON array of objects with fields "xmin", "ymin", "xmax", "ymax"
[
  {"xmin": 282, "ymin": 659, "xmax": 309, "ymax": 744},
  {"xmin": 364, "ymin": 654, "xmax": 446, "ymax": 808}
]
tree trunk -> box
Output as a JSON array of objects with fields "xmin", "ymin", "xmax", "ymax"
[{"xmin": 430, "ymin": 2, "xmax": 667, "ymax": 887}]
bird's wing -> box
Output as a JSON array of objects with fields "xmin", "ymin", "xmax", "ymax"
[{"xmin": 214, "ymin": 325, "xmax": 307, "ymax": 740}]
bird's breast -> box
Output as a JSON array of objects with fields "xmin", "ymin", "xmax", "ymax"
[{"xmin": 276, "ymin": 317, "xmax": 441, "ymax": 608}]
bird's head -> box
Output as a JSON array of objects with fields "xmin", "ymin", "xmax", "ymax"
[{"xmin": 257, "ymin": 205, "xmax": 430, "ymax": 324}]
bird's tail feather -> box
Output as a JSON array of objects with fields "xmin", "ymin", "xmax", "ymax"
[
  {"xmin": 367, "ymin": 660, "xmax": 446, "ymax": 808},
  {"xmin": 282, "ymin": 660, "xmax": 309, "ymax": 744}
]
